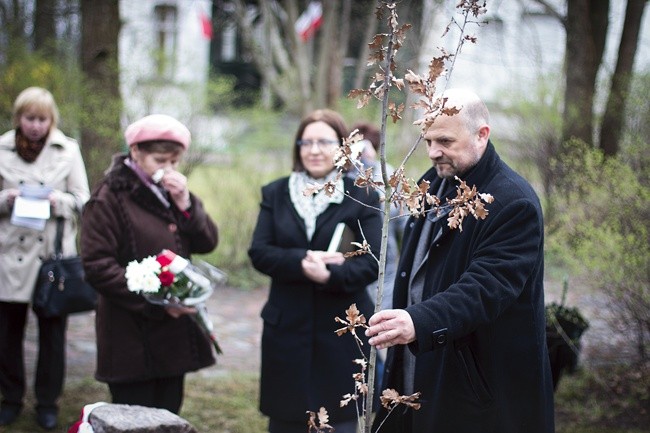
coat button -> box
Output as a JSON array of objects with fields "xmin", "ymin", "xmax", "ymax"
[
  {"xmin": 17, "ymin": 256, "xmax": 23, "ymax": 262},
  {"xmin": 432, "ymin": 328, "xmax": 448, "ymax": 347},
  {"xmin": 400, "ymin": 271, "xmax": 406, "ymax": 278},
  {"xmin": 38, "ymin": 236, "xmax": 44, "ymax": 242},
  {"xmin": 168, "ymin": 223, "xmax": 177, "ymax": 233},
  {"xmin": 409, "ymin": 222, "xmax": 415, "ymax": 228},
  {"xmin": 19, "ymin": 235, "xmax": 25, "ymax": 242}
]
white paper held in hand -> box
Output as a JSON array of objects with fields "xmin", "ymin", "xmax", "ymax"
[{"xmin": 11, "ymin": 196, "xmax": 50, "ymax": 230}]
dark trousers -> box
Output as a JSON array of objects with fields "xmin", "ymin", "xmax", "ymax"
[
  {"xmin": 0, "ymin": 301, "xmax": 67, "ymax": 411},
  {"xmin": 108, "ymin": 375, "xmax": 185, "ymax": 414}
]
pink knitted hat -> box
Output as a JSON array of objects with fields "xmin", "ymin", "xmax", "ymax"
[{"xmin": 124, "ymin": 114, "xmax": 191, "ymax": 149}]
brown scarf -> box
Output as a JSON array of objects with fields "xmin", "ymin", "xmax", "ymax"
[{"xmin": 15, "ymin": 128, "xmax": 47, "ymax": 163}]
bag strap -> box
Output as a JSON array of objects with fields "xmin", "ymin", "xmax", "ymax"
[{"xmin": 54, "ymin": 217, "xmax": 64, "ymax": 257}]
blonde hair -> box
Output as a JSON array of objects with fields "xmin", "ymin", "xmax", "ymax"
[{"xmin": 12, "ymin": 87, "xmax": 60, "ymax": 130}]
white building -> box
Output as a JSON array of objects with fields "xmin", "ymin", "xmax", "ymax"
[
  {"xmin": 118, "ymin": 0, "xmax": 232, "ymax": 149},
  {"xmin": 428, "ymin": 0, "xmax": 650, "ymax": 104},
  {"xmin": 119, "ymin": 0, "xmax": 213, "ymax": 118}
]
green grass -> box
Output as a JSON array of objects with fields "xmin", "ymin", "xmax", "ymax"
[
  {"xmin": 4, "ymin": 370, "xmax": 647, "ymax": 433},
  {"xmin": 554, "ymin": 366, "xmax": 650, "ymax": 433},
  {"xmin": 0, "ymin": 377, "xmax": 110, "ymax": 432},
  {"xmin": 0, "ymin": 374, "xmax": 266, "ymax": 433},
  {"xmin": 184, "ymin": 373, "xmax": 267, "ymax": 433}
]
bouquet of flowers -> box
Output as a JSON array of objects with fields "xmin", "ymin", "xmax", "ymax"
[{"xmin": 125, "ymin": 249, "xmax": 226, "ymax": 354}]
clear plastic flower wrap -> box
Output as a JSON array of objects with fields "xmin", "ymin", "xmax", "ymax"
[{"xmin": 125, "ymin": 249, "xmax": 227, "ymax": 354}]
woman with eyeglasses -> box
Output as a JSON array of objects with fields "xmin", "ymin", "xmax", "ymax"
[{"xmin": 248, "ymin": 109, "xmax": 382, "ymax": 433}]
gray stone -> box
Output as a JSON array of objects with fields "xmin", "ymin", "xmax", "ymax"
[{"xmin": 88, "ymin": 404, "xmax": 198, "ymax": 433}]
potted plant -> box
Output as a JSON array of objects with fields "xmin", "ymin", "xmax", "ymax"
[{"xmin": 546, "ymin": 277, "xmax": 589, "ymax": 389}]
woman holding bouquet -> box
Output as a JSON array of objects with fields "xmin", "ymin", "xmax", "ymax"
[
  {"xmin": 248, "ymin": 109, "xmax": 382, "ymax": 433},
  {"xmin": 80, "ymin": 114, "xmax": 218, "ymax": 414}
]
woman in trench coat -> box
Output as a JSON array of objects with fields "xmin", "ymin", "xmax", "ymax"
[{"xmin": 0, "ymin": 87, "xmax": 90, "ymax": 430}]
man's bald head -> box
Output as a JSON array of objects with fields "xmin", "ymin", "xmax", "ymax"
[
  {"xmin": 424, "ymin": 88, "xmax": 491, "ymax": 179},
  {"xmin": 440, "ymin": 88, "xmax": 490, "ymax": 134}
]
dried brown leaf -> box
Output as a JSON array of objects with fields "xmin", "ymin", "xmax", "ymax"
[
  {"xmin": 334, "ymin": 303, "xmax": 368, "ymax": 342},
  {"xmin": 380, "ymin": 389, "xmax": 422, "ymax": 410},
  {"xmin": 307, "ymin": 407, "xmax": 334, "ymax": 432}
]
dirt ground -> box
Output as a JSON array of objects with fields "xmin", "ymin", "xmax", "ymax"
[{"xmin": 24, "ymin": 286, "xmax": 268, "ymax": 383}]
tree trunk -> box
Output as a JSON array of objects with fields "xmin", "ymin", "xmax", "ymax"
[
  {"xmin": 34, "ymin": 0, "xmax": 57, "ymax": 54},
  {"xmin": 598, "ymin": 0, "xmax": 647, "ymax": 157},
  {"xmin": 80, "ymin": 0, "xmax": 121, "ymax": 189},
  {"xmin": 0, "ymin": 0, "xmax": 29, "ymax": 58},
  {"xmin": 352, "ymin": 6, "xmax": 379, "ymax": 91},
  {"xmin": 326, "ymin": 0, "xmax": 351, "ymax": 109},
  {"xmin": 561, "ymin": 0, "xmax": 609, "ymax": 148},
  {"xmin": 285, "ymin": 0, "xmax": 314, "ymax": 114},
  {"xmin": 315, "ymin": 0, "xmax": 337, "ymax": 110},
  {"xmin": 397, "ymin": 0, "xmax": 438, "ymax": 152}
]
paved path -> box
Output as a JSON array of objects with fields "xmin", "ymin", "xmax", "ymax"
[
  {"xmin": 25, "ymin": 286, "xmax": 268, "ymax": 382},
  {"xmin": 25, "ymin": 280, "xmax": 633, "ymax": 384}
]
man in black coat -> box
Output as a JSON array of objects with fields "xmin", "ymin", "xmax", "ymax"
[{"xmin": 365, "ymin": 88, "xmax": 554, "ymax": 433}]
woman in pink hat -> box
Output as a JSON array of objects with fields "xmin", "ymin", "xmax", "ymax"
[{"xmin": 80, "ymin": 114, "xmax": 218, "ymax": 414}]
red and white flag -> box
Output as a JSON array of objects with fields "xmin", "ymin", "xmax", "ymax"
[
  {"xmin": 198, "ymin": 10, "xmax": 213, "ymax": 40},
  {"xmin": 295, "ymin": 1, "xmax": 322, "ymax": 42}
]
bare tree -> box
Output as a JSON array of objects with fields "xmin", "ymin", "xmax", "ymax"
[
  {"xmin": 0, "ymin": 0, "xmax": 29, "ymax": 59},
  {"xmin": 535, "ymin": 0, "xmax": 647, "ymax": 157},
  {"xmin": 599, "ymin": 0, "xmax": 648, "ymax": 156},
  {"xmin": 230, "ymin": 0, "xmax": 362, "ymax": 115},
  {"xmin": 34, "ymin": 0, "xmax": 57, "ymax": 53}
]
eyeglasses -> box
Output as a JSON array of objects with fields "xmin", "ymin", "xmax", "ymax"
[{"xmin": 296, "ymin": 138, "xmax": 340, "ymax": 150}]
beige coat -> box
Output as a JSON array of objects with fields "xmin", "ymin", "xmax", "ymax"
[{"xmin": 0, "ymin": 128, "xmax": 90, "ymax": 302}]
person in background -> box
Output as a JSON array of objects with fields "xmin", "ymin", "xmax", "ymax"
[
  {"xmin": 80, "ymin": 114, "xmax": 218, "ymax": 414},
  {"xmin": 248, "ymin": 109, "xmax": 382, "ymax": 433},
  {"xmin": 365, "ymin": 88, "xmax": 554, "ymax": 432},
  {"xmin": 0, "ymin": 87, "xmax": 90, "ymax": 430}
]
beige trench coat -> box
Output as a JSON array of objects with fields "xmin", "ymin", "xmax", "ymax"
[{"xmin": 0, "ymin": 128, "xmax": 90, "ymax": 302}]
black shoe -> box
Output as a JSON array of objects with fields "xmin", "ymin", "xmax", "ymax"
[
  {"xmin": 36, "ymin": 408, "xmax": 58, "ymax": 430},
  {"xmin": 0, "ymin": 405, "xmax": 21, "ymax": 426}
]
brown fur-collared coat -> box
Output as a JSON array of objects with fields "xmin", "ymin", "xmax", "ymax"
[{"xmin": 80, "ymin": 154, "xmax": 218, "ymax": 383}]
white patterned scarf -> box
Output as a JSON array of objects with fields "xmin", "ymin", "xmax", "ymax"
[{"xmin": 289, "ymin": 170, "xmax": 344, "ymax": 241}]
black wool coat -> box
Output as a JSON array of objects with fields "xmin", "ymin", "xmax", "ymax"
[
  {"xmin": 248, "ymin": 175, "xmax": 382, "ymax": 423},
  {"xmin": 80, "ymin": 154, "xmax": 218, "ymax": 383},
  {"xmin": 374, "ymin": 142, "xmax": 554, "ymax": 433}
]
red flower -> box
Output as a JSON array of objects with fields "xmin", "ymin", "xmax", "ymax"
[{"xmin": 159, "ymin": 270, "xmax": 175, "ymax": 286}]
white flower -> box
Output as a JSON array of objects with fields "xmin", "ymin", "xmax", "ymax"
[
  {"xmin": 139, "ymin": 272, "xmax": 162, "ymax": 293},
  {"xmin": 125, "ymin": 257, "xmax": 161, "ymax": 293},
  {"xmin": 140, "ymin": 256, "xmax": 161, "ymax": 274}
]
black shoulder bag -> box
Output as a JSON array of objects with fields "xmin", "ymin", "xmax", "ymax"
[{"xmin": 32, "ymin": 218, "xmax": 97, "ymax": 317}]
